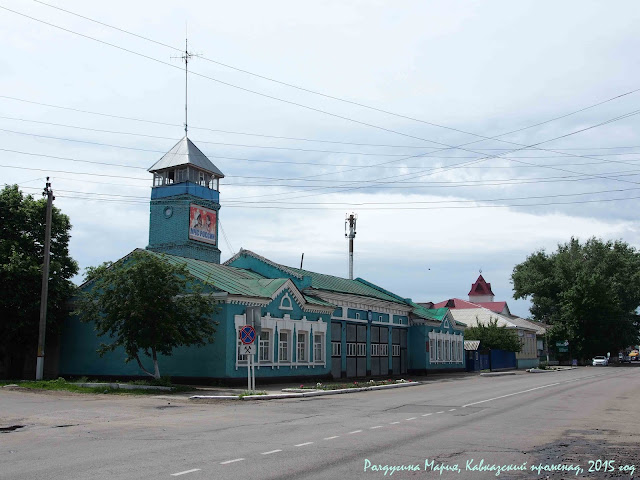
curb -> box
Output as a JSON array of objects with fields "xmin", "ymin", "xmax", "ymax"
[
  {"xmin": 74, "ymin": 383, "xmax": 173, "ymax": 391},
  {"xmin": 479, "ymin": 372, "xmax": 516, "ymax": 377},
  {"xmin": 189, "ymin": 381, "xmax": 420, "ymax": 401},
  {"xmin": 527, "ymin": 367, "xmax": 577, "ymax": 373}
]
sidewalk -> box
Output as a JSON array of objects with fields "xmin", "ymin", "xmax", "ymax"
[{"xmin": 176, "ymin": 371, "xmax": 482, "ymax": 400}]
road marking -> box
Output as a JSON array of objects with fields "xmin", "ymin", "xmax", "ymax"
[
  {"xmin": 261, "ymin": 450, "xmax": 282, "ymax": 455},
  {"xmin": 349, "ymin": 430, "xmax": 363, "ymax": 434},
  {"xmin": 462, "ymin": 382, "xmax": 562, "ymax": 408},
  {"xmin": 421, "ymin": 413, "xmax": 432, "ymax": 417},
  {"xmin": 436, "ymin": 411, "xmax": 444, "ymax": 414},
  {"xmin": 295, "ymin": 442, "xmax": 314, "ymax": 447},
  {"xmin": 324, "ymin": 436, "xmax": 339, "ymax": 440},
  {"xmin": 370, "ymin": 426, "xmax": 383, "ymax": 429},
  {"xmin": 449, "ymin": 408, "xmax": 456, "ymax": 412},
  {"xmin": 405, "ymin": 417, "xmax": 417, "ymax": 421},
  {"xmin": 171, "ymin": 469, "xmax": 201, "ymax": 476},
  {"xmin": 389, "ymin": 421, "xmax": 400, "ymax": 425},
  {"xmin": 220, "ymin": 458, "xmax": 244, "ymax": 465}
]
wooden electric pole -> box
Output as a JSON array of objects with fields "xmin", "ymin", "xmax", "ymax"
[{"xmin": 36, "ymin": 178, "xmax": 54, "ymax": 380}]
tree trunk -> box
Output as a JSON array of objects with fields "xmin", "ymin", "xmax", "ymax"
[
  {"xmin": 152, "ymin": 347, "xmax": 160, "ymax": 379},
  {"xmin": 134, "ymin": 354, "xmax": 155, "ymax": 378}
]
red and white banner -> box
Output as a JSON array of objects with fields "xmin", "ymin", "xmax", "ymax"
[{"xmin": 189, "ymin": 204, "xmax": 217, "ymax": 245}]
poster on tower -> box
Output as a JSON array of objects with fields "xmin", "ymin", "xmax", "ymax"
[{"xmin": 189, "ymin": 204, "xmax": 217, "ymax": 245}]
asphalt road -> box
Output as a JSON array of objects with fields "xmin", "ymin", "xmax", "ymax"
[{"xmin": 1, "ymin": 366, "xmax": 639, "ymax": 480}]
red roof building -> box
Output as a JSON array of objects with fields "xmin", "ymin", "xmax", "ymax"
[{"xmin": 468, "ymin": 274, "xmax": 495, "ymax": 303}]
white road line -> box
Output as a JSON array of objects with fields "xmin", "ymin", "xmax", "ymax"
[
  {"xmin": 370, "ymin": 426, "xmax": 383, "ymax": 429},
  {"xmin": 462, "ymin": 382, "xmax": 562, "ymax": 408},
  {"xmin": 295, "ymin": 442, "xmax": 314, "ymax": 447},
  {"xmin": 436, "ymin": 411, "xmax": 445, "ymax": 414},
  {"xmin": 405, "ymin": 417, "xmax": 417, "ymax": 421},
  {"xmin": 421, "ymin": 413, "xmax": 432, "ymax": 417},
  {"xmin": 449, "ymin": 408, "xmax": 456, "ymax": 412},
  {"xmin": 389, "ymin": 421, "xmax": 400, "ymax": 425},
  {"xmin": 324, "ymin": 436, "xmax": 339, "ymax": 440},
  {"xmin": 261, "ymin": 450, "xmax": 282, "ymax": 455},
  {"xmin": 220, "ymin": 458, "xmax": 245, "ymax": 465},
  {"xmin": 171, "ymin": 469, "xmax": 201, "ymax": 476},
  {"xmin": 349, "ymin": 430, "xmax": 363, "ymax": 434}
]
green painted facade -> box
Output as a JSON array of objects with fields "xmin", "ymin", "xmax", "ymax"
[{"xmin": 58, "ymin": 137, "xmax": 463, "ymax": 381}]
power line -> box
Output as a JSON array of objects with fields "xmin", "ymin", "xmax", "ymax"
[
  {"xmin": 222, "ymin": 108, "xmax": 640, "ymax": 202},
  {"xmin": 48, "ymin": 191, "xmax": 640, "ymax": 210},
  {"xmin": 17, "ymin": 182, "xmax": 640, "ymax": 208},
  {"xmin": 5, "ymin": 112, "xmax": 640, "ymax": 159},
  {"xmin": 29, "ymin": 0, "xmax": 640, "ymax": 148},
  {"xmin": 4, "ymin": 94, "xmax": 640, "ymax": 152},
  {"xmin": 5, "ymin": 3, "xmax": 640, "ymax": 205},
  {"xmin": 4, "ymin": 162, "xmax": 640, "ymax": 190},
  {"xmin": 4, "ymin": 3, "xmax": 640, "ymax": 172}
]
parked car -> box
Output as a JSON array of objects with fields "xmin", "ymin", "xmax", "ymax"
[
  {"xmin": 619, "ymin": 353, "xmax": 631, "ymax": 363},
  {"xmin": 630, "ymin": 350, "xmax": 639, "ymax": 361},
  {"xmin": 592, "ymin": 356, "xmax": 609, "ymax": 366}
]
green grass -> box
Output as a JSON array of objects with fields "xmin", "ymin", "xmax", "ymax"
[
  {"xmin": 238, "ymin": 390, "xmax": 267, "ymax": 398},
  {"xmin": 0, "ymin": 378, "xmax": 192, "ymax": 395}
]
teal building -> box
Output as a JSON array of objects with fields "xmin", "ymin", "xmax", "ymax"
[{"xmin": 58, "ymin": 136, "xmax": 464, "ymax": 381}]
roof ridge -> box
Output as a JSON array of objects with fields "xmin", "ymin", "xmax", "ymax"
[{"xmin": 223, "ymin": 248, "xmax": 304, "ymax": 279}]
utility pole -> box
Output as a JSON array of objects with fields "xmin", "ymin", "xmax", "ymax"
[
  {"xmin": 345, "ymin": 213, "xmax": 357, "ymax": 280},
  {"xmin": 36, "ymin": 178, "xmax": 54, "ymax": 380}
]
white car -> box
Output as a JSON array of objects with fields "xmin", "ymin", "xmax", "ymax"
[{"xmin": 592, "ymin": 356, "xmax": 608, "ymax": 366}]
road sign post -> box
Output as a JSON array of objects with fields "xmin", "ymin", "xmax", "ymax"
[{"xmin": 240, "ymin": 324, "xmax": 257, "ymax": 391}]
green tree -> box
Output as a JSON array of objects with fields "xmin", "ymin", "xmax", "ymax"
[
  {"xmin": 512, "ymin": 237, "xmax": 640, "ymax": 361},
  {"xmin": 74, "ymin": 250, "xmax": 218, "ymax": 378},
  {"xmin": 464, "ymin": 318, "xmax": 522, "ymax": 352},
  {"xmin": 0, "ymin": 185, "xmax": 78, "ymax": 378}
]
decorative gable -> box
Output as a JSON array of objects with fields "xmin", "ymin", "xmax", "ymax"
[{"xmin": 279, "ymin": 292, "xmax": 294, "ymax": 311}]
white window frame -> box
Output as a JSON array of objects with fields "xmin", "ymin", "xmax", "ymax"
[
  {"xmin": 297, "ymin": 331, "xmax": 308, "ymax": 363},
  {"xmin": 279, "ymin": 330, "xmax": 290, "ymax": 363},
  {"xmin": 313, "ymin": 333, "xmax": 324, "ymax": 363},
  {"xmin": 331, "ymin": 341, "xmax": 341, "ymax": 357},
  {"xmin": 380, "ymin": 344, "xmax": 388, "ymax": 357},
  {"xmin": 371, "ymin": 344, "xmax": 380, "ymax": 356},
  {"xmin": 392, "ymin": 345, "xmax": 400, "ymax": 357},
  {"xmin": 259, "ymin": 329, "xmax": 272, "ymax": 363},
  {"xmin": 355, "ymin": 312, "xmax": 360, "ymax": 320},
  {"xmin": 347, "ymin": 342, "xmax": 357, "ymax": 356},
  {"xmin": 357, "ymin": 343, "xmax": 367, "ymax": 357}
]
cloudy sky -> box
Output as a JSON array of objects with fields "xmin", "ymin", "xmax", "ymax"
[{"xmin": 1, "ymin": 0, "xmax": 639, "ymax": 317}]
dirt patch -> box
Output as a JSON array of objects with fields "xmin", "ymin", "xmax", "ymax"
[{"xmin": 530, "ymin": 429, "xmax": 638, "ymax": 478}]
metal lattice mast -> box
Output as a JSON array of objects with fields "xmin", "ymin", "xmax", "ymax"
[{"xmin": 345, "ymin": 213, "xmax": 357, "ymax": 280}]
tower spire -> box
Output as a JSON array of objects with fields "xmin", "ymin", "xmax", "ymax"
[{"xmin": 172, "ymin": 32, "xmax": 200, "ymax": 136}]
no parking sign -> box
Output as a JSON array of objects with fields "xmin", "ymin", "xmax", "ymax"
[{"xmin": 240, "ymin": 325, "xmax": 256, "ymax": 345}]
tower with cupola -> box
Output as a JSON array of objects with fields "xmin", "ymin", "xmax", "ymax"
[{"xmin": 146, "ymin": 136, "xmax": 224, "ymax": 263}]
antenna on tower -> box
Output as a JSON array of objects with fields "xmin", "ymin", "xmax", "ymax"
[
  {"xmin": 345, "ymin": 212, "xmax": 358, "ymax": 280},
  {"xmin": 171, "ymin": 26, "xmax": 201, "ymax": 136}
]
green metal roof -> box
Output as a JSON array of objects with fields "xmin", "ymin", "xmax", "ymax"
[
  {"xmin": 409, "ymin": 302, "xmax": 466, "ymax": 327},
  {"xmin": 284, "ymin": 266, "xmax": 407, "ymax": 305},
  {"xmin": 146, "ymin": 250, "xmax": 289, "ymax": 298}
]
